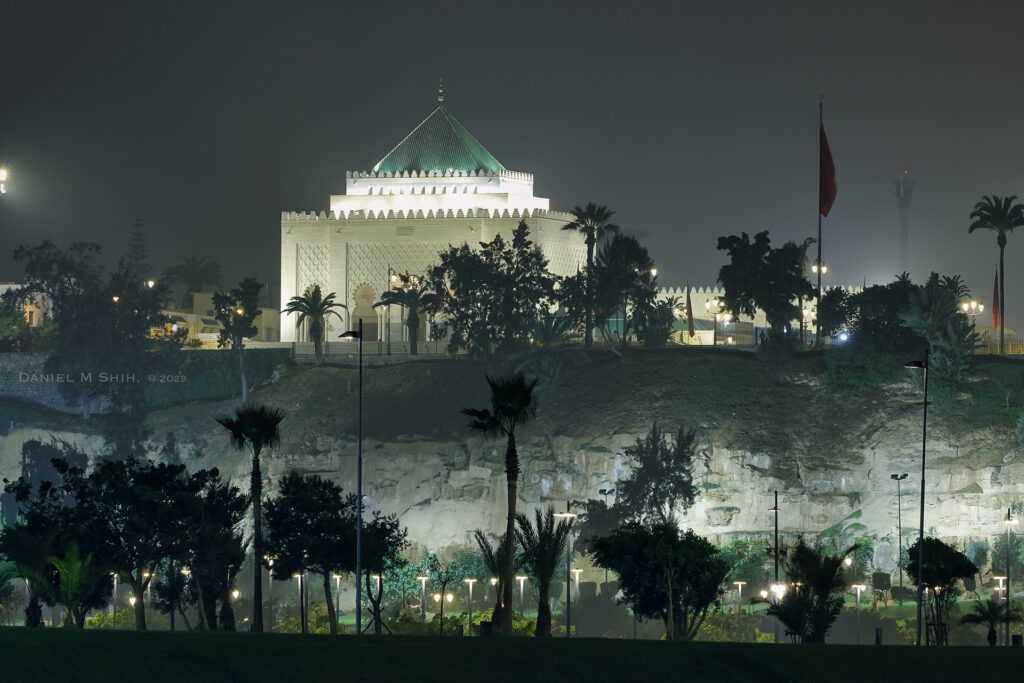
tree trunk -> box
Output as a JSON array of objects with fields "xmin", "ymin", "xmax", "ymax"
[
  {"xmin": 238, "ymin": 345, "xmax": 248, "ymax": 402},
  {"xmin": 664, "ymin": 570, "xmax": 674, "ymax": 641},
  {"xmin": 408, "ymin": 309, "xmax": 419, "ymax": 356},
  {"xmin": 988, "ymin": 627, "xmax": 997, "ymax": 646},
  {"xmin": 170, "ymin": 605, "xmax": 175, "ymax": 631},
  {"xmin": 196, "ymin": 585, "xmax": 211, "ymax": 630},
  {"xmin": 323, "ymin": 573, "xmax": 337, "ymax": 635},
  {"xmin": 178, "ymin": 603, "xmax": 193, "ymax": 631},
  {"xmin": 219, "ymin": 587, "xmax": 236, "ymax": 631},
  {"xmin": 501, "ymin": 432, "xmax": 519, "ymax": 636},
  {"xmin": 251, "ymin": 451, "xmax": 264, "ymax": 632},
  {"xmin": 999, "ymin": 243, "xmax": 1005, "ymax": 356},
  {"xmin": 133, "ymin": 578, "xmax": 147, "ymax": 630},
  {"xmin": 586, "ymin": 239, "xmax": 598, "ymax": 346},
  {"xmin": 535, "ymin": 585, "xmax": 552, "ymax": 637},
  {"xmin": 25, "ymin": 593, "xmax": 41, "ymax": 627}
]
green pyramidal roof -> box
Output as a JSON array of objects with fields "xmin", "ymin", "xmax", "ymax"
[{"xmin": 372, "ymin": 106, "xmax": 506, "ymax": 175}]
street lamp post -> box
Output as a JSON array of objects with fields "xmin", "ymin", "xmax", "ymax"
[
  {"xmin": 1006, "ymin": 508, "xmax": 1017, "ymax": 647},
  {"xmin": 516, "ymin": 575, "xmax": 528, "ymax": 615},
  {"xmin": 904, "ymin": 353, "xmax": 928, "ymax": 646},
  {"xmin": 852, "ymin": 584, "xmax": 867, "ymax": 644},
  {"xmin": 891, "ymin": 473, "xmax": 908, "ymax": 587},
  {"xmin": 334, "ymin": 574, "xmax": 342, "ymax": 617},
  {"xmin": 340, "ymin": 322, "xmax": 364, "ymax": 635},
  {"xmin": 417, "ymin": 576, "xmax": 429, "ymax": 622},
  {"xmin": 554, "ymin": 505, "xmax": 577, "ymax": 638},
  {"xmin": 571, "ymin": 568, "xmax": 583, "ymax": 617},
  {"xmin": 769, "ymin": 491, "xmax": 780, "ymax": 644},
  {"xmin": 464, "ymin": 578, "xmax": 477, "ymax": 635},
  {"xmin": 995, "ymin": 575, "xmax": 1007, "ymax": 645},
  {"xmin": 733, "ymin": 581, "xmax": 746, "ymax": 615},
  {"xmin": 598, "ymin": 488, "xmax": 615, "ymax": 585},
  {"xmin": 705, "ymin": 298, "xmax": 730, "ymax": 346}
]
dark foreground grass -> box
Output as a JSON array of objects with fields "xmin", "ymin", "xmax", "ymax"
[{"xmin": 2, "ymin": 629, "xmax": 1023, "ymax": 683}]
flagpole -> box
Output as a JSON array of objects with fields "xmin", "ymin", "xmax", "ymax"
[{"xmin": 816, "ymin": 97, "xmax": 823, "ymax": 345}]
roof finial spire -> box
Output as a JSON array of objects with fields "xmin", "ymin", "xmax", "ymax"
[{"xmin": 437, "ymin": 78, "xmax": 445, "ymax": 104}]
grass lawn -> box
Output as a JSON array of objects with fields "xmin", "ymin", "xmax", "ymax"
[{"xmin": 2, "ymin": 628, "xmax": 1023, "ymax": 682}]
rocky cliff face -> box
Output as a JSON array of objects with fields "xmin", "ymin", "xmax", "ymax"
[{"xmin": 2, "ymin": 352, "xmax": 1021, "ymax": 574}]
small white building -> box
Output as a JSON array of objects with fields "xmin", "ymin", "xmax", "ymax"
[{"xmin": 280, "ymin": 90, "xmax": 586, "ymax": 343}]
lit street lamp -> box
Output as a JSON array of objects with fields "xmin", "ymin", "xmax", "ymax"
[
  {"xmin": 904, "ymin": 354, "xmax": 929, "ymax": 646},
  {"xmin": 464, "ymin": 578, "xmax": 477, "ymax": 635},
  {"xmin": 417, "ymin": 576, "xmax": 429, "ymax": 622},
  {"xmin": 851, "ymin": 584, "xmax": 867, "ymax": 644},
  {"xmin": 890, "ymin": 473, "xmax": 908, "ymax": 587},
  {"xmin": 705, "ymin": 298, "xmax": 730, "ymax": 346},
  {"xmin": 1005, "ymin": 508, "xmax": 1017, "ymax": 647},
  {"xmin": 339, "ymin": 322, "xmax": 364, "ymax": 635},
  {"xmin": 554, "ymin": 505, "xmax": 577, "ymax": 638},
  {"xmin": 769, "ymin": 491, "xmax": 780, "ymax": 644},
  {"xmin": 733, "ymin": 581, "xmax": 746, "ymax": 615},
  {"xmin": 571, "ymin": 568, "xmax": 583, "ymax": 610},
  {"xmin": 598, "ymin": 488, "xmax": 615, "ymax": 584},
  {"xmin": 0, "ymin": 168, "xmax": 7, "ymax": 196},
  {"xmin": 961, "ymin": 300, "xmax": 985, "ymax": 317}
]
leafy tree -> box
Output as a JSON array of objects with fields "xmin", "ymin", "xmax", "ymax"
[
  {"xmin": 264, "ymin": 473, "xmax": 353, "ymax": 634},
  {"xmin": 10, "ymin": 242, "xmax": 182, "ymax": 429},
  {"xmin": 901, "ymin": 273, "xmax": 978, "ymax": 382},
  {"xmin": 357, "ymin": 505, "xmax": 409, "ymax": 635},
  {"xmin": 824, "ymin": 276, "xmax": 925, "ymax": 390},
  {"xmin": 817, "ymin": 287, "xmax": 851, "ymax": 338},
  {"xmin": 515, "ymin": 508, "xmax": 573, "ymax": 637},
  {"xmin": 591, "ymin": 234, "xmax": 655, "ymax": 350},
  {"xmin": 184, "ymin": 473, "xmax": 248, "ymax": 631},
  {"xmin": 151, "ymin": 560, "xmax": 197, "ymax": 631},
  {"xmin": 561, "ymin": 203, "xmax": 620, "ymax": 348},
  {"xmin": 617, "ymin": 423, "xmax": 703, "ymax": 524},
  {"xmin": 427, "ymin": 221, "xmax": 555, "ymax": 356},
  {"xmin": 374, "ymin": 273, "xmax": 437, "ymax": 356},
  {"xmin": 632, "ymin": 297, "xmax": 678, "ymax": 349},
  {"xmin": 284, "ymin": 285, "xmax": 346, "ymax": 365},
  {"xmin": 0, "ymin": 525, "xmax": 57, "ymax": 627},
  {"xmin": 162, "ymin": 254, "xmax": 223, "ymax": 308},
  {"xmin": 0, "ymin": 299, "xmax": 32, "ymax": 351},
  {"xmin": 62, "ymin": 456, "xmax": 208, "ymax": 631},
  {"xmin": 960, "ymin": 597, "xmax": 1023, "ymax": 646},
  {"xmin": 766, "ymin": 538, "xmax": 850, "ymax": 643},
  {"xmin": 463, "ymin": 372, "xmax": 538, "ymax": 634},
  {"xmin": 720, "ymin": 539, "xmax": 770, "ymax": 586},
  {"xmin": 213, "ymin": 277, "xmax": 263, "ymax": 401},
  {"xmin": 905, "ymin": 537, "xmax": 977, "ymax": 646},
  {"xmin": 590, "ymin": 522, "xmax": 728, "ymax": 641},
  {"xmin": 716, "ymin": 231, "xmax": 815, "ymax": 337},
  {"xmin": 969, "ymin": 195, "xmax": 1024, "ymax": 355},
  {"xmin": 216, "ymin": 402, "xmax": 286, "ymax": 633}
]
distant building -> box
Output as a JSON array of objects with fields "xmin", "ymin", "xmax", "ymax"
[
  {"xmin": 161, "ymin": 292, "xmax": 279, "ymax": 346},
  {"xmin": 279, "ymin": 88, "xmax": 586, "ymax": 343},
  {"xmin": 0, "ymin": 282, "xmax": 49, "ymax": 327}
]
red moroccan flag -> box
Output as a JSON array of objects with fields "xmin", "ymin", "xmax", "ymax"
[
  {"xmin": 686, "ymin": 283, "xmax": 695, "ymax": 338},
  {"xmin": 819, "ymin": 122, "xmax": 837, "ymax": 217},
  {"xmin": 993, "ymin": 269, "xmax": 1001, "ymax": 330}
]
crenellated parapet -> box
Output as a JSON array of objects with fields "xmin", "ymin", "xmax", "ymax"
[
  {"xmin": 657, "ymin": 284, "xmax": 864, "ymax": 298},
  {"xmin": 346, "ymin": 169, "xmax": 533, "ymax": 182},
  {"xmin": 282, "ymin": 207, "xmax": 575, "ymax": 222}
]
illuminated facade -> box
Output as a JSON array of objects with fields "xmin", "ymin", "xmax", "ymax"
[{"xmin": 280, "ymin": 92, "xmax": 585, "ymax": 343}]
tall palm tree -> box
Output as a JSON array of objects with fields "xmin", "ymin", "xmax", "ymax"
[
  {"xmin": 283, "ymin": 285, "xmax": 346, "ymax": 365},
  {"xmin": 215, "ymin": 402, "xmax": 286, "ymax": 633},
  {"xmin": 162, "ymin": 254, "xmax": 223, "ymax": 308},
  {"xmin": 562, "ymin": 203, "xmax": 620, "ymax": 348},
  {"xmin": 515, "ymin": 507, "xmax": 573, "ymax": 637},
  {"xmin": 373, "ymin": 273, "xmax": 437, "ymax": 356},
  {"xmin": 463, "ymin": 372, "xmax": 538, "ymax": 635},
  {"xmin": 969, "ymin": 195, "xmax": 1024, "ymax": 354},
  {"xmin": 960, "ymin": 597, "xmax": 1023, "ymax": 646}
]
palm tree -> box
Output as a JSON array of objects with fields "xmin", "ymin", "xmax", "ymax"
[
  {"xmin": 562, "ymin": 203, "xmax": 620, "ymax": 348},
  {"xmin": 474, "ymin": 530, "xmax": 521, "ymax": 620},
  {"xmin": 969, "ymin": 195, "xmax": 1024, "ymax": 354},
  {"xmin": 215, "ymin": 402, "xmax": 286, "ymax": 633},
  {"xmin": 515, "ymin": 507, "xmax": 573, "ymax": 637},
  {"xmin": 162, "ymin": 254, "xmax": 223, "ymax": 308},
  {"xmin": 373, "ymin": 273, "xmax": 438, "ymax": 355},
  {"xmin": 463, "ymin": 372, "xmax": 538, "ymax": 635},
  {"xmin": 283, "ymin": 285, "xmax": 347, "ymax": 365},
  {"xmin": 960, "ymin": 597, "xmax": 1023, "ymax": 646}
]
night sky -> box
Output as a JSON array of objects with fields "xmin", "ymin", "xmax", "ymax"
[{"xmin": 2, "ymin": 1, "xmax": 1023, "ymax": 325}]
